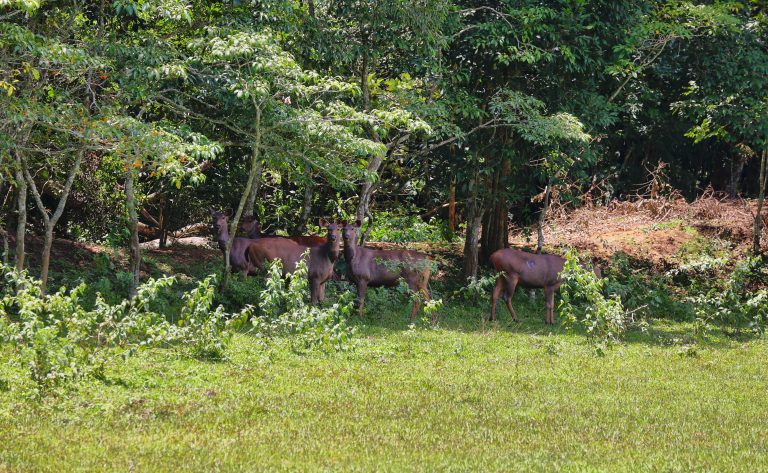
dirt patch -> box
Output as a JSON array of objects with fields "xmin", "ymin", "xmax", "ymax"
[{"xmin": 517, "ymin": 192, "xmax": 762, "ymax": 268}]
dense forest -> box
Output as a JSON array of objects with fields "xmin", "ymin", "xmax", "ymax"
[
  {"xmin": 1, "ymin": 0, "xmax": 766, "ymax": 289},
  {"xmin": 1, "ymin": 2, "xmax": 768, "ymax": 470}
]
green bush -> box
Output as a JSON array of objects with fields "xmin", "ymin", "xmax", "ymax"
[
  {"xmin": 684, "ymin": 256, "xmax": 768, "ymax": 334},
  {"xmin": 559, "ymin": 251, "xmax": 627, "ymax": 355},
  {"xmin": 605, "ymin": 253, "xmax": 692, "ymax": 321},
  {"xmin": 0, "ymin": 265, "xmax": 235, "ymax": 396},
  {"xmin": 368, "ymin": 211, "xmax": 456, "ymax": 243},
  {"xmin": 248, "ymin": 255, "xmax": 356, "ymax": 353}
]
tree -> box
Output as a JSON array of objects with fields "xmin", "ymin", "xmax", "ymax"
[
  {"xmin": 671, "ymin": 2, "xmax": 768, "ymax": 253},
  {"xmin": 296, "ymin": 1, "xmax": 450, "ymax": 237}
]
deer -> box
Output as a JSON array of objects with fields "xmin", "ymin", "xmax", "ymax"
[
  {"xmin": 242, "ymin": 218, "xmax": 328, "ymax": 247},
  {"xmin": 210, "ymin": 209, "xmax": 259, "ymax": 278},
  {"xmin": 489, "ymin": 248, "xmax": 602, "ymax": 325},
  {"xmin": 341, "ymin": 221, "xmax": 431, "ymax": 319},
  {"xmin": 245, "ymin": 220, "xmax": 341, "ymax": 304}
]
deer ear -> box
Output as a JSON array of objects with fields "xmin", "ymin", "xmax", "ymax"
[
  {"xmin": 355, "ymin": 219, "xmax": 362, "ymax": 227},
  {"xmin": 224, "ymin": 208, "xmax": 233, "ymax": 217}
]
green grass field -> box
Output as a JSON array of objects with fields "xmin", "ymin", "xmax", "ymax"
[{"xmin": 1, "ymin": 291, "xmax": 766, "ymax": 472}]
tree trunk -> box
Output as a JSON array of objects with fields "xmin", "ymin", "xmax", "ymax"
[
  {"xmin": 480, "ymin": 159, "xmax": 510, "ymax": 262},
  {"xmin": 243, "ymin": 158, "xmax": 263, "ymax": 220},
  {"xmin": 158, "ymin": 199, "xmax": 167, "ymax": 249},
  {"xmin": 23, "ymin": 149, "xmax": 83, "ymax": 293},
  {"xmin": 125, "ymin": 167, "xmax": 141, "ymax": 298},
  {"xmin": 221, "ymin": 108, "xmax": 262, "ymax": 291},
  {"xmin": 1, "ymin": 229, "xmax": 7, "ymax": 267},
  {"xmin": 0, "ymin": 173, "xmax": 7, "ymax": 266},
  {"xmin": 753, "ymin": 149, "xmax": 768, "ymax": 255},
  {"xmin": 355, "ymin": 49, "xmax": 385, "ymax": 241},
  {"xmin": 14, "ymin": 152, "xmax": 27, "ymax": 273},
  {"xmin": 448, "ymin": 177, "xmax": 456, "ymax": 233},
  {"xmin": 727, "ymin": 152, "xmax": 748, "ymax": 197},
  {"xmin": 462, "ymin": 173, "xmax": 484, "ymax": 279},
  {"xmin": 536, "ymin": 177, "xmax": 552, "ymax": 253},
  {"xmin": 295, "ymin": 170, "xmax": 313, "ymax": 234}
]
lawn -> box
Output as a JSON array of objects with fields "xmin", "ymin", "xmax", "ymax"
[{"xmin": 1, "ymin": 292, "xmax": 766, "ymax": 472}]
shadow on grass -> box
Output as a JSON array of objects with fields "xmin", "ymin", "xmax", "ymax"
[{"xmin": 341, "ymin": 285, "xmax": 755, "ymax": 350}]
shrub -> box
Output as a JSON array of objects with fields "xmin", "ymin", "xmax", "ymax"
[
  {"xmin": 559, "ymin": 251, "xmax": 627, "ymax": 355},
  {"xmin": 685, "ymin": 256, "xmax": 768, "ymax": 334},
  {"xmin": 605, "ymin": 253, "xmax": 692, "ymax": 321},
  {"xmin": 0, "ymin": 265, "xmax": 235, "ymax": 395},
  {"xmin": 249, "ymin": 256, "xmax": 356, "ymax": 353},
  {"xmin": 367, "ymin": 211, "xmax": 456, "ymax": 243}
]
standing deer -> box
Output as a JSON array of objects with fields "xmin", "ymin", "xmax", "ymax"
[
  {"xmin": 242, "ymin": 218, "xmax": 327, "ymax": 247},
  {"xmin": 245, "ymin": 220, "xmax": 340, "ymax": 304},
  {"xmin": 489, "ymin": 248, "xmax": 601, "ymax": 325},
  {"xmin": 210, "ymin": 209, "xmax": 258, "ymax": 277},
  {"xmin": 341, "ymin": 221, "xmax": 431, "ymax": 319}
]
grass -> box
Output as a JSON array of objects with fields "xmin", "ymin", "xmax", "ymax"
[{"xmin": 1, "ymin": 289, "xmax": 767, "ymax": 472}]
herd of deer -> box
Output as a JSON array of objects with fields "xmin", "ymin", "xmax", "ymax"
[{"xmin": 210, "ymin": 209, "xmax": 600, "ymax": 324}]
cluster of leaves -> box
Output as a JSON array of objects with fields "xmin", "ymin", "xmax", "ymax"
[
  {"xmin": 0, "ymin": 265, "xmax": 234, "ymax": 396},
  {"xmin": 605, "ymin": 253, "xmax": 691, "ymax": 321},
  {"xmin": 559, "ymin": 251, "xmax": 626, "ymax": 355},
  {"xmin": 680, "ymin": 256, "xmax": 768, "ymax": 334},
  {"xmin": 367, "ymin": 212, "xmax": 456, "ymax": 243},
  {"xmin": 247, "ymin": 256, "xmax": 356, "ymax": 353}
]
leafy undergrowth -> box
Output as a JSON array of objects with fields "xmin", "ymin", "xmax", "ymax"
[{"xmin": 0, "ymin": 298, "xmax": 766, "ymax": 472}]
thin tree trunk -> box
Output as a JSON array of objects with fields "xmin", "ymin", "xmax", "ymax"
[
  {"xmin": 448, "ymin": 177, "xmax": 456, "ymax": 233},
  {"xmin": 753, "ymin": 149, "xmax": 768, "ymax": 255},
  {"xmin": 295, "ymin": 169, "xmax": 313, "ymax": 234},
  {"xmin": 480, "ymin": 159, "xmax": 510, "ymax": 262},
  {"xmin": 243, "ymin": 158, "xmax": 263, "ymax": 220},
  {"xmin": 536, "ymin": 177, "xmax": 552, "ymax": 253},
  {"xmin": 222, "ymin": 107, "xmax": 262, "ymax": 291},
  {"xmin": 0, "ymin": 172, "xmax": 7, "ymax": 266},
  {"xmin": 355, "ymin": 49, "xmax": 385, "ymax": 237},
  {"xmin": 1, "ymin": 229, "xmax": 7, "ymax": 267},
  {"xmin": 23, "ymin": 150, "xmax": 83, "ymax": 293},
  {"xmin": 728, "ymin": 152, "xmax": 748, "ymax": 197},
  {"xmin": 463, "ymin": 172, "xmax": 483, "ymax": 279},
  {"xmin": 158, "ymin": 198, "xmax": 167, "ymax": 249},
  {"xmin": 14, "ymin": 151, "xmax": 27, "ymax": 273},
  {"xmin": 125, "ymin": 167, "xmax": 141, "ymax": 298}
]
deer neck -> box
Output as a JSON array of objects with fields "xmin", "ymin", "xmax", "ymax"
[
  {"xmin": 324, "ymin": 241, "xmax": 341, "ymax": 263},
  {"xmin": 215, "ymin": 225, "xmax": 229, "ymax": 252},
  {"xmin": 343, "ymin": 239, "xmax": 358, "ymax": 264}
]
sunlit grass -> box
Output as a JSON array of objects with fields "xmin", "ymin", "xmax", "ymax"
[{"xmin": 1, "ymin": 291, "xmax": 766, "ymax": 472}]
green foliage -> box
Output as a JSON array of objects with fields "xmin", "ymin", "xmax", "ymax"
[
  {"xmin": 683, "ymin": 256, "xmax": 768, "ymax": 334},
  {"xmin": 559, "ymin": 251, "xmax": 626, "ymax": 355},
  {"xmin": 0, "ymin": 265, "xmax": 234, "ymax": 396},
  {"xmin": 605, "ymin": 253, "xmax": 690, "ymax": 321},
  {"xmin": 249, "ymin": 256, "xmax": 356, "ymax": 353},
  {"xmin": 368, "ymin": 211, "xmax": 456, "ymax": 243}
]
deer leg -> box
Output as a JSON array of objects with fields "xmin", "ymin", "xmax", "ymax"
[
  {"xmin": 490, "ymin": 276, "xmax": 505, "ymax": 321},
  {"xmin": 408, "ymin": 280, "xmax": 426, "ymax": 321},
  {"xmin": 421, "ymin": 286, "xmax": 435, "ymax": 324},
  {"xmin": 310, "ymin": 278, "xmax": 321, "ymax": 305},
  {"xmin": 544, "ymin": 285, "xmax": 555, "ymax": 325},
  {"xmin": 504, "ymin": 274, "xmax": 520, "ymax": 322},
  {"xmin": 356, "ymin": 280, "xmax": 368, "ymax": 317},
  {"xmin": 318, "ymin": 281, "xmax": 327, "ymax": 303}
]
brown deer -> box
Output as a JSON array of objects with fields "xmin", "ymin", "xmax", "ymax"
[
  {"xmin": 341, "ymin": 221, "xmax": 431, "ymax": 319},
  {"xmin": 489, "ymin": 248, "xmax": 601, "ymax": 325},
  {"xmin": 245, "ymin": 220, "xmax": 340, "ymax": 304},
  {"xmin": 242, "ymin": 218, "xmax": 328, "ymax": 247},
  {"xmin": 210, "ymin": 209, "xmax": 258, "ymax": 277}
]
